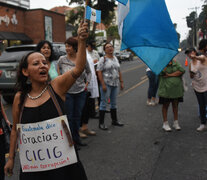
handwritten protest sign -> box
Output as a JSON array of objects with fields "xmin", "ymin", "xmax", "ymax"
[{"xmin": 17, "ymin": 115, "xmax": 77, "ymax": 172}]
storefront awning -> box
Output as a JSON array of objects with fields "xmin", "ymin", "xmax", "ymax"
[{"xmin": 0, "ymin": 32, "xmax": 32, "ymax": 42}]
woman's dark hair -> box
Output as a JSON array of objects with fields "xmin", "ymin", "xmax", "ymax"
[
  {"xmin": 87, "ymin": 41, "xmax": 95, "ymax": 49},
  {"xmin": 103, "ymin": 42, "xmax": 113, "ymax": 51},
  {"xmin": 65, "ymin": 37, "xmax": 78, "ymax": 52},
  {"xmin": 35, "ymin": 40, "xmax": 54, "ymax": 62},
  {"xmin": 185, "ymin": 48, "xmax": 199, "ymax": 56},
  {"xmin": 198, "ymin": 39, "xmax": 207, "ymax": 50},
  {"xmin": 15, "ymin": 51, "xmax": 36, "ymax": 110}
]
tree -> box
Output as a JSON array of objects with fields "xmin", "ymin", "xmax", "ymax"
[
  {"xmin": 67, "ymin": 0, "xmax": 117, "ymax": 26},
  {"xmin": 94, "ymin": 0, "xmax": 116, "ymax": 25},
  {"xmin": 173, "ymin": 23, "xmax": 181, "ymax": 43},
  {"xmin": 106, "ymin": 25, "xmax": 120, "ymax": 42},
  {"xmin": 186, "ymin": 12, "xmax": 196, "ymax": 28},
  {"xmin": 185, "ymin": 1, "xmax": 207, "ymax": 44},
  {"xmin": 186, "ymin": 11, "xmax": 198, "ymax": 47},
  {"xmin": 66, "ymin": 0, "xmax": 117, "ymax": 44},
  {"xmin": 66, "ymin": 6, "xmax": 85, "ymax": 36},
  {"xmin": 66, "ymin": 6, "xmax": 98, "ymax": 42},
  {"xmin": 198, "ymin": 4, "xmax": 207, "ymax": 38}
]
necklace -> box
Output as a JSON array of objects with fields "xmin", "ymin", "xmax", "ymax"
[{"xmin": 27, "ymin": 86, "xmax": 48, "ymax": 100}]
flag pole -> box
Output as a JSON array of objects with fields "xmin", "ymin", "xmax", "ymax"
[
  {"xmin": 84, "ymin": 0, "xmax": 90, "ymax": 35},
  {"xmin": 84, "ymin": 0, "xmax": 90, "ymax": 20}
]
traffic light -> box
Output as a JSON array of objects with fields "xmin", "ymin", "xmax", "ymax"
[{"xmin": 186, "ymin": 16, "xmax": 194, "ymax": 28}]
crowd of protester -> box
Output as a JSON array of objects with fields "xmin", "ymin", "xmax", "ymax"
[
  {"xmin": 0, "ymin": 22, "xmax": 125, "ymax": 179},
  {"xmin": 145, "ymin": 39, "xmax": 207, "ymax": 133},
  {"xmin": 1, "ymin": 22, "xmax": 207, "ymax": 179}
]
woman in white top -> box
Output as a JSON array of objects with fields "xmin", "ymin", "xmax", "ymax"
[
  {"xmin": 79, "ymin": 52, "xmax": 99, "ymax": 137},
  {"xmin": 185, "ymin": 48, "xmax": 207, "ymax": 131}
]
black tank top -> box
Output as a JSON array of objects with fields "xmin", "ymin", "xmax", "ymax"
[
  {"xmin": 21, "ymin": 87, "xmax": 65, "ymax": 124},
  {"xmin": 19, "ymin": 87, "xmax": 87, "ymax": 180}
]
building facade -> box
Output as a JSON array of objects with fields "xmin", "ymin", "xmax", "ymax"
[
  {"xmin": 50, "ymin": 6, "xmax": 75, "ymax": 39},
  {"xmin": 0, "ymin": 0, "xmax": 29, "ymax": 9},
  {"xmin": 0, "ymin": 2, "xmax": 66, "ymax": 51}
]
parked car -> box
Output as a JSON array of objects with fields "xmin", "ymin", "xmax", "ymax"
[
  {"xmin": 0, "ymin": 43, "xmax": 66, "ymax": 104},
  {"xmin": 115, "ymin": 51, "xmax": 133, "ymax": 62},
  {"xmin": 119, "ymin": 51, "xmax": 133, "ymax": 61},
  {"xmin": 114, "ymin": 52, "xmax": 121, "ymax": 63}
]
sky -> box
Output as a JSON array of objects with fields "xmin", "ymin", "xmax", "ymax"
[{"xmin": 30, "ymin": 0, "xmax": 205, "ymax": 41}]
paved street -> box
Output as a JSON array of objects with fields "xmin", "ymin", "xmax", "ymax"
[{"xmin": 4, "ymin": 52, "xmax": 207, "ymax": 180}]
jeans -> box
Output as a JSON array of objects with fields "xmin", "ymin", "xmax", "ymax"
[
  {"xmin": 65, "ymin": 91, "xmax": 87, "ymax": 143},
  {"xmin": 99, "ymin": 84, "xmax": 118, "ymax": 111},
  {"xmin": 194, "ymin": 90, "xmax": 207, "ymax": 124},
  {"xmin": 146, "ymin": 71, "xmax": 159, "ymax": 99},
  {"xmin": 81, "ymin": 91, "xmax": 91, "ymax": 125}
]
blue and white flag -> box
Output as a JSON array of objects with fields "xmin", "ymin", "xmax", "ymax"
[
  {"xmin": 117, "ymin": 0, "xmax": 128, "ymax": 5},
  {"xmin": 117, "ymin": 0, "xmax": 179, "ymax": 75},
  {"xmin": 85, "ymin": 6, "xmax": 101, "ymax": 24}
]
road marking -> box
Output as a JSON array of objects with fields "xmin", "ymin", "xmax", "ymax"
[
  {"xmin": 118, "ymin": 78, "xmax": 148, "ymax": 97},
  {"xmin": 141, "ymin": 75, "xmax": 147, "ymax": 80},
  {"xmin": 95, "ymin": 64, "xmax": 147, "ymax": 110},
  {"xmin": 121, "ymin": 64, "xmax": 145, "ymax": 74},
  {"xmin": 95, "ymin": 78, "xmax": 148, "ymax": 110}
]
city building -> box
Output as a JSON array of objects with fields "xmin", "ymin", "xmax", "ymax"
[
  {"xmin": 0, "ymin": 2, "xmax": 66, "ymax": 51},
  {"xmin": 50, "ymin": 6, "xmax": 75, "ymax": 39},
  {"xmin": 0, "ymin": 0, "xmax": 29, "ymax": 9}
]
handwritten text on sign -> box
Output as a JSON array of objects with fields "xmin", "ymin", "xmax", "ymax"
[{"xmin": 17, "ymin": 115, "xmax": 77, "ymax": 172}]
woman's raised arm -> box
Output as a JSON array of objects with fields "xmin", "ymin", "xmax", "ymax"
[{"xmin": 190, "ymin": 54, "xmax": 207, "ymax": 63}]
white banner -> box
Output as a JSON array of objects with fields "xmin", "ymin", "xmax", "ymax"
[{"xmin": 17, "ymin": 115, "xmax": 77, "ymax": 172}]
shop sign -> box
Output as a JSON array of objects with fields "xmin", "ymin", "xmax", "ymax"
[{"xmin": 0, "ymin": 14, "xmax": 18, "ymax": 26}]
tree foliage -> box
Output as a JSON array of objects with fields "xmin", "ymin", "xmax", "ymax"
[
  {"xmin": 173, "ymin": 23, "xmax": 180, "ymax": 43},
  {"xmin": 185, "ymin": 2, "xmax": 207, "ymax": 46},
  {"xmin": 198, "ymin": 5, "xmax": 207, "ymax": 36},
  {"xmin": 66, "ymin": 6, "xmax": 85, "ymax": 36},
  {"xmin": 186, "ymin": 12, "xmax": 196, "ymax": 28},
  {"xmin": 67, "ymin": 0, "xmax": 116, "ymax": 26},
  {"xmin": 107, "ymin": 25, "xmax": 120, "ymax": 40},
  {"xmin": 66, "ymin": 0, "xmax": 117, "ymax": 44}
]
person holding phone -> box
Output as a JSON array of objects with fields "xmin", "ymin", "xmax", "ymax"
[{"xmin": 185, "ymin": 48, "xmax": 207, "ymax": 131}]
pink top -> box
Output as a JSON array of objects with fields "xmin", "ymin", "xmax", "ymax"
[{"xmin": 191, "ymin": 60, "xmax": 207, "ymax": 92}]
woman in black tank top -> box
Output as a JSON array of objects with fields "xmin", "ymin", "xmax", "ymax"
[{"xmin": 4, "ymin": 22, "xmax": 89, "ymax": 180}]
